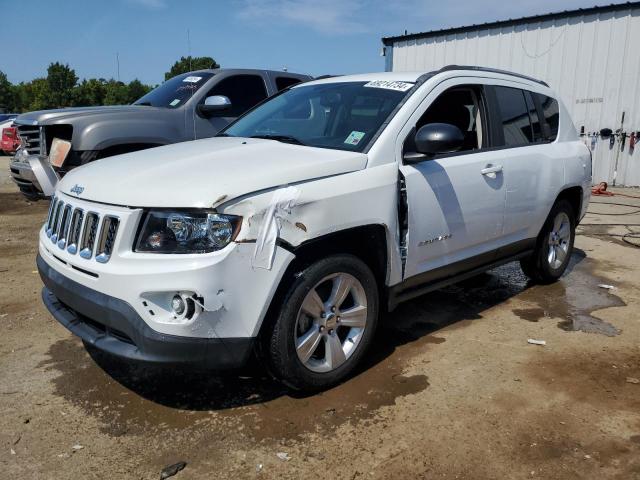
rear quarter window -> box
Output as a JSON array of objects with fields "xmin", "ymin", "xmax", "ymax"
[{"xmin": 536, "ymin": 94, "xmax": 559, "ymax": 141}]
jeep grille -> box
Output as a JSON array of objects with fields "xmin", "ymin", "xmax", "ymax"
[{"xmin": 45, "ymin": 196, "xmax": 120, "ymax": 263}]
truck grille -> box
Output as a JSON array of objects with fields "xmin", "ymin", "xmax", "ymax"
[
  {"xmin": 45, "ymin": 196, "xmax": 120, "ymax": 263},
  {"xmin": 17, "ymin": 125, "xmax": 45, "ymax": 155}
]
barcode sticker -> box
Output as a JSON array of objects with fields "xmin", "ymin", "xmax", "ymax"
[{"xmin": 364, "ymin": 80, "xmax": 414, "ymax": 92}]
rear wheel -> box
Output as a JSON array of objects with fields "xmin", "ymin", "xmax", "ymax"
[
  {"xmin": 520, "ymin": 199, "xmax": 575, "ymax": 283},
  {"xmin": 264, "ymin": 255, "xmax": 378, "ymax": 391}
]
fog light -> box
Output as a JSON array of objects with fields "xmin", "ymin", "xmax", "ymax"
[{"xmin": 171, "ymin": 295, "xmax": 186, "ymax": 315}]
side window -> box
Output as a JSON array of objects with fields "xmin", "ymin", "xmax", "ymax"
[
  {"xmin": 536, "ymin": 94, "xmax": 559, "ymax": 142},
  {"xmin": 206, "ymin": 75, "xmax": 268, "ymax": 117},
  {"xmin": 494, "ymin": 86, "xmax": 533, "ymax": 147},
  {"xmin": 524, "ymin": 91, "xmax": 543, "ymax": 142},
  {"xmin": 405, "ymin": 86, "xmax": 485, "ymax": 155},
  {"xmin": 275, "ymin": 76, "xmax": 302, "ymax": 91}
]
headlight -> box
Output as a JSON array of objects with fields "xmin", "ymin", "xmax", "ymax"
[{"xmin": 135, "ymin": 211, "xmax": 241, "ymax": 253}]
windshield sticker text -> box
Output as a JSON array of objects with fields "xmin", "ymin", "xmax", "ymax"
[
  {"xmin": 344, "ymin": 131, "xmax": 366, "ymax": 145},
  {"xmin": 364, "ymin": 80, "xmax": 414, "ymax": 92}
]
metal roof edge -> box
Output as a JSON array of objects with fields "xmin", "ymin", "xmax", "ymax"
[{"xmin": 381, "ymin": 2, "xmax": 640, "ymax": 45}]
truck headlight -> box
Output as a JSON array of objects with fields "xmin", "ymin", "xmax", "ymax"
[{"xmin": 135, "ymin": 211, "xmax": 241, "ymax": 253}]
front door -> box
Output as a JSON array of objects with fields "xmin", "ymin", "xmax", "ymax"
[
  {"xmin": 194, "ymin": 74, "xmax": 270, "ymax": 139},
  {"xmin": 399, "ymin": 82, "xmax": 507, "ymax": 280}
]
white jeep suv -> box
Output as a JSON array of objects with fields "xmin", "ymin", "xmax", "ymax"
[{"xmin": 37, "ymin": 66, "xmax": 591, "ymax": 390}]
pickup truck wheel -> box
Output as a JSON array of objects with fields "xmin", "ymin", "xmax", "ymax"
[
  {"xmin": 520, "ymin": 199, "xmax": 575, "ymax": 284},
  {"xmin": 265, "ymin": 254, "xmax": 378, "ymax": 391}
]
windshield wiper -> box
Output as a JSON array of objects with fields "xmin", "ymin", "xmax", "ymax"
[
  {"xmin": 216, "ymin": 133, "xmax": 232, "ymax": 137},
  {"xmin": 135, "ymin": 102, "xmax": 152, "ymax": 106},
  {"xmin": 250, "ymin": 134, "xmax": 306, "ymax": 146}
]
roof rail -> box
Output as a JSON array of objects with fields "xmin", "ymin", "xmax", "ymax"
[
  {"xmin": 314, "ymin": 74, "xmax": 343, "ymax": 80},
  {"xmin": 437, "ymin": 65, "xmax": 549, "ymax": 87}
]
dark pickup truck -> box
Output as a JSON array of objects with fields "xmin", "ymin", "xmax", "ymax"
[{"xmin": 10, "ymin": 68, "xmax": 311, "ymax": 199}]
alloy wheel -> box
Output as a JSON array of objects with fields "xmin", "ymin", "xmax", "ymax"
[
  {"xmin": 547, "ymin": 211, "xmax": 571, "ymax": 270},
  {"xmin": 294, "ymin": 273, "xmax": 368, "ymax": 373}
]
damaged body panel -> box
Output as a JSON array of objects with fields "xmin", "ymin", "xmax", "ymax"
[
  {"xmin": 37, "ymin": 194, "xmax": 294, "ymax": 340},
  {"xmin": 223, "ymin": 163, "xmax": 402, "ymax": 286}
]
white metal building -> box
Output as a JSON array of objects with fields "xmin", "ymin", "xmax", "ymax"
[{"xmin": 382, "ymin": 2, "xmax": 640, "ymax": 186}]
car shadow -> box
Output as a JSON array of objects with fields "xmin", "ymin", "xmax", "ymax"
[{"xmin": 85, "ymin": 250, "xmax": 587, "ymax": 411}]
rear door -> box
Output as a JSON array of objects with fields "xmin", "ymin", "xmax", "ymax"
[
  {"xmin": 487, "ymin": 85, "xmax": 565, "ymax": 243},
  {"xmin": 398, "ymin": 79, "xmax": 507, "ymax": 281}
]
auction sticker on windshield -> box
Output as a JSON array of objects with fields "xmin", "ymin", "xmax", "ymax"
[
  {"xmin": 183, "ymin": 76, "xmax": 203, "ymax": 83},
  {"xmin": 344, "ymin": 131, "xmax": 366, "ymax": 145},
  {"xmin": 364, "ymin": 80, "xmax": 414, "ymax": 92}
]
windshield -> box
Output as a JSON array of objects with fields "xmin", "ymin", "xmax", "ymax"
[
  {"xmin": 133, "ymin": 72, "xmax": 214, "ymax": 108},
  {"xmin": 222, "ymin": 81, "xmax": 415, "ymax": 152}
]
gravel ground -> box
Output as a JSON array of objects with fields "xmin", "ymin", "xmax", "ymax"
[{"xmin": 1, "ymin": 155, "xmax": 639, "ymax": 479}]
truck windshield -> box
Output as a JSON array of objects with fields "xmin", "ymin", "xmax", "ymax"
[
  {"xmin": 133, "ymin": 72, "xmax": 214, "ymax": 108},
  {"xmin": 222, "ymin": 81, "xmax": 415, "ymax": 152}
]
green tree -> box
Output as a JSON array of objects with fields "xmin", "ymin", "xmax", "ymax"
[
  {"xmin": 164, "ymin": 56, "xmax": 219, "ymax": 81},
  {"xmin": 103, "ymin": 80, "xmax": 130, "ymax": 105},
  {"xmin": 73, "ymin": 78, "xmax": 107, "ymax": 106},
  {"xmin": 127, "ymin": 79, "xmax": 151, "ymax": 103},
  {"xmin": 0, "ymin": 71, "xmax": 15, "ymax": 112},
  {"xmin": 46, "ymin": 62, "xmax": 78, "ymax": 108},
  {"xmin": 24, "ymin": 78, "xmax": 51, "ymax": 111},
  {"xmin": 3, "ymin": 63, "xmax": 153, "ymax": 111}
]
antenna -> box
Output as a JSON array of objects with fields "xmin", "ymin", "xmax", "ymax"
[
  {"xmin": 116, "ymin": 52, "xmax": 120, "ymax": 81},
  {"xmin": 187, "ymin": 29, "xmax": 192, "ymax": 71}
]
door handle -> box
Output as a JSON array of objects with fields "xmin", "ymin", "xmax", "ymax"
[{"xmin": 481, "ymin": 164, "xmax": 503, "ymax": 177}]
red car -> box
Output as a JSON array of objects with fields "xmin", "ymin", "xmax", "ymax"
[{"xmin": 1, "ymin": 126, "xmax": 20, "ymax": 155}]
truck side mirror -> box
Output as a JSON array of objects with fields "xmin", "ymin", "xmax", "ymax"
[
  {"xmin": 404, "ymin": 123, "xmax": 465, "ymax": 163},
  {"xmin": 197, "ymin": 95, "xmax": 232, "ymax": 117}
]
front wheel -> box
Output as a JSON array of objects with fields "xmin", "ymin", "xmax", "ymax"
[
  {"xmin": 520, "ymin": 199, "xmax": 575, "ymax": 283},
  {"xmin": 264, "ymin": 254, "xmax": 379, "ymax": 391}
]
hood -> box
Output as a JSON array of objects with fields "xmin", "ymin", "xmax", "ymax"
[
  {"xmin": 16, "ymin": 105, "xmax": 167, "ymax": 125},
  {"xmin": 58, "ymin": 137, "xmax": 368, "ymax": 207}
]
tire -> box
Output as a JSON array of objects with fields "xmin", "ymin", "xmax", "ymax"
[
  {"xmin": 263, "ymin": 254, "xmax": 379, "ymax": 391},
  {"xmin": 520, "ymin": 199, "xmax": 576, "ymax": 283}
]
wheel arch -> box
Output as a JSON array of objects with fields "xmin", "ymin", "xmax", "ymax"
[
  {"xmin": 256, "ymin": 224, "xmax": 390, "ymax": 340},
  {"xmin": 554, "ymin": 185, "xmax": 583, "ymax": 221}
]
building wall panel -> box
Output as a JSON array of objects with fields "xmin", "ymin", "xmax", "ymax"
[{"xmin": 387, "ymin": 7, "xmax": 640, "ymax": 185}]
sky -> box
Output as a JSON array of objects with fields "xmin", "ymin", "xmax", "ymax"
[{"xmin": 0, "ymin": 0, "xmax": 606, "ymax": 85}]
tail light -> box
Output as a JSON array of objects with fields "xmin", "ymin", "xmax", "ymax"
[{"xmin": 2, "ymin": 127, "xmax": 16, "ymax": 139}]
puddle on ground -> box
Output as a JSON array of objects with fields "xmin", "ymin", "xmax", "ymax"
[
  {"xmin": 514, "ymin": 253, "xmax": 625, "ymax": 336},
  {"xmin": 39, "ymin": 249, "xmax": 625, "ymax": 441},
  {"xmin": 512, "ymin": 307, "xmax": 547, "ymax": 322}
]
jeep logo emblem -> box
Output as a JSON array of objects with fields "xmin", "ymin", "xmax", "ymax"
[{"xmin": 70, "ymin": 184, "xmax": 84, "ymax": 196}]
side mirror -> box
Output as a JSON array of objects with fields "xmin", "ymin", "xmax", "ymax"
[
  {"xmin": 197, "ymin": 95, "xmax": 232, "ymax": 117},
  {"xmin": 414, "ymin": 123, "xmax": 465, "ymax": 156}
]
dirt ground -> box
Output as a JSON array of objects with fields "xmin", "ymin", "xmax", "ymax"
[{"xmin": 1, "ymin": 154, "xmax": 639, "ymax": 480}]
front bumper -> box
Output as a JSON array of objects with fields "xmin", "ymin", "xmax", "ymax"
[
  {"xmin": 38, "ymin": 254, "xmax": 254, "ymax": 368},
  {"xmin": 9, "ymin": 157, "xmax": 44, "ymax": 199}
]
